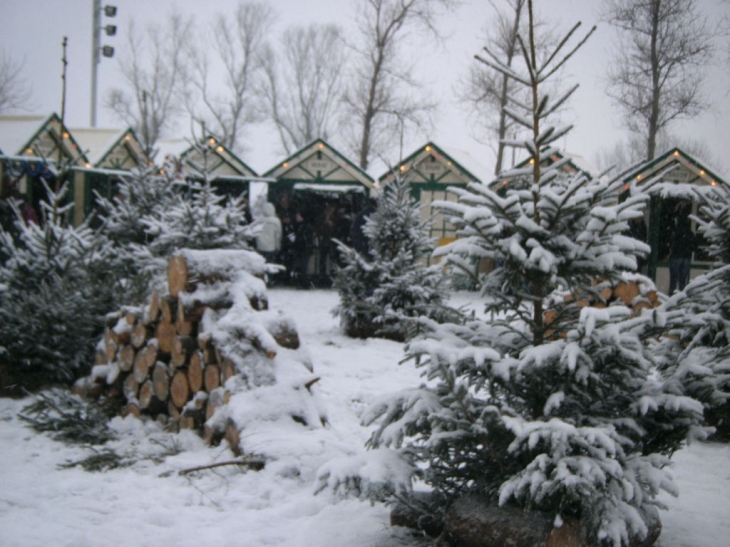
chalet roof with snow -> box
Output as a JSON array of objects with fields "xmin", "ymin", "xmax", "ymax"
[
  {"xmin": 179, "ymin": 135, "xmax": 264, "ymax": 181},
  {"xmin": 620, "ymin": 147, "xmax": 727, "ymax": 198},
  {"xmin": 378, "ymin": 142, "xmax": 483, "ymax": 187},
  {"xmin": 71, "ymin": 127, "xmax": 148, "ymax": 170},
  {"xmin": 264, "ymin": 139, "xmax": 374, "ymax": 192},
  {"xmin": 0, "ymin": 113, "xmax": 88, "ymax": 166}
]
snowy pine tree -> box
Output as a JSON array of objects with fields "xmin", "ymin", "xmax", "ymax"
[
  {"xmin": 94, "ymin": 161, "xmax": 181, "ymax": 304},
  {"xmin": 333, "ymin": 175, "xmax": 448, "ymax": 341},
  {"xmin": 656, "ymin": 185, "xmax": 730, "ymax": 440},
  {"xmin": 0, "ymin": 182, "xmax": 115, "ymax": 391},
  {"xmin": 96, "ymin": 145, "xmax": 256, "ymax": 303},
  {"xmin": 354, "ymin": 4, "xmax": 706, "ymax": 545}
]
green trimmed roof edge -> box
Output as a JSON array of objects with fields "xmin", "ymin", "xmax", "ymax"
[{"xmin": 377, "ymin": 141, "xmax": 481, "ymax": 183}]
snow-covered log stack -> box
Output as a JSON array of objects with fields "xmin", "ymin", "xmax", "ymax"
[
  {"xmin": 74, "ymin": 249, "xmax": 322, "ymax": 453},
  {"xmin": 544, "ymin": 274, "xmax": 662, "ymax": 338}
]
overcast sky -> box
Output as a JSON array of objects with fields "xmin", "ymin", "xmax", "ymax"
[{"xmin": 1, "ymin": 0, "xmax": 728, "ymax": 177}]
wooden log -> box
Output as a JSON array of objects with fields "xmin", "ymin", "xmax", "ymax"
[
  {"xmin": 267, "ymin": 320, "xmax": 300, "ymax": 350},
  {"xmin": 544, "ymin": 310, "xmax": 558, "ymax": 326},
  {"xmin": 204, "ymin": 364, "xmax": 221, "ymax": 393},
  {"xmin": 71, "ymin": 378, "xmax": 104, "ymax": 399},
  {"xmin": 156, "ymin": 320, "xmax": 177, "ymax": 355},
  {"xmin": 148, "ymin": 292, "xmax": 161, "ymax": 323},
  {"xmin": 646, "ymin": 290, "xmax": 658, "ymax": 304},
  {"xmin": 131, "ymin": 323, "xmax": 151, "ymax": 349},
  {"xmin": 178, "ymin": 290, "xmax": 233, "ymax": 322},
  {"xmin": 221, "ymin": 358, "xmax": 236, "ymax": 384},
  {"xmin": 224, "ymin": 419, "xmax": 242, "ymax": 456},
  {"xmin": 176, "ymin": 317, "xmax": 195, "ymax": 337},
  {"xmin": 94, "ymin": 348, "xmax": 107, "ymax": 366},
  {"xmin": 143, "ymin": 342, "xmax": 159, "ymax": 368},
  {"xmin": 171, "ymin": 336, "xmax": 197, "ymax": 367},
  {"xmin": 104, "ymin": 331, "xmax": 118, "ymax": 362},
  {"xmin": 121, "ymin": 403, "xmax": 141, "ymax": 418},
  {"xmin": 133, "ymin": 352, "xmax": 151, "ymax": 384},
  {"xmin": 119, "ymin": 344, "xmax": 136, "ymax": 372},
  {"xmin": 167, "ymin": 401, "xmax": 181, "ymax": 421},
  {"xmin": 190, "ymin": 390, "xmax": 208, "ymax": 410},
  {"xmin": 206, "ymin": 387, "xmax": 225, "ymax": 420},
  {"xmin": 614, "ymin": 281, "xmax": 640, "ymax": 305},
  {"xmin": 198, "ymin": 331, "xmax": 213, "ymax": 351},
  {"xmin": 161, "ymin": 295, "xmax": 177, "ymax": 324},
  {"xmin": 633, "ymin": 301, "xmax": 653, "ymax": 315},
  {"xmin": 181, "ymin": 407, "xmax": 206, "ymax": 430},
  {"xmin": 138, "ymin": 379, "xmax": 165, "ymax": 413},
  {"xmin": 110, "ymin": 318, "xmax": 132, "ymax": 345},
  {"xmin": 180, "ymin": 415, "xmax": 196, "ymax": 430},
  {"xmin": 153, "ymin": 362, "xmax": 171, "ymax": 401},
  {"xmin": 123, "ymin": 307, "xmax": 143, "ymax": 325},
  {"xmin": 187, "ymin": 351, "xmax": 204, "ymax": 393},
  {"xmin": 123, "ymin": 374, "xmax": 139, "ymax": 402},
  {"xmin": 170, "ymin": 370, "xmax": 190, "ymax": 409}
]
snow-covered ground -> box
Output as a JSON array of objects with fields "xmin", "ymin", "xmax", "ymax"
[{"xmin": 0, "ymin": 289, "xmax": 728, "ymax": 547}]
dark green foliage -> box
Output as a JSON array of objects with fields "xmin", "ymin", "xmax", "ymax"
[
  {"xmin": 333, "ymin": 176, "xmax": 448, "ymax": 341},
  {"xmin": 58, "ymin": 447, "xmax": 132, "ymax": 472},
  {"xmin": 656, "ymin": 185, "xmax": 730, "ymax": 441},
  {"xmin": 19, "ymin": 389, "xmax": 116, "ymax": 445},
  {"xmin": 0, "ymin": 183, "xmax": 116, "ymax": 391}
]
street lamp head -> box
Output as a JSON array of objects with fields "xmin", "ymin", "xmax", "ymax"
[
  {"xmin": 104, "ymin": 24, "xmax": 117, "ymax": 36},
  {"xmin": 101, "ymin": 45, "xmax": 115, "ymax": 58},
  {"xmin": 104, "ymin": 5, "xmax": 117, "ymax": 17}
]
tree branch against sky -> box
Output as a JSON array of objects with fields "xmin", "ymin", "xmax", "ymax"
[
  {"xmin": 0, "ymin": 49, "xmax": 33, "ymax": 113},
  {"xmin": 181, "ymin": 1, "xmax": 275, "ymax": 154},
  {"xmin": 604, "ymin": 0, "xmax": 715, "ymax": 161},
  {"xmin": 106, "ymin": 12, "xmax": 192, "ymax": 157},
  {"xmin": 457, "ymin": 0, "xmax": 565, "ymax": 175},
  {"xmin": 343, "ymin": 0, "xmax": 456, "ymax": 171},
  {"xmin": 261, "ymin": 23, "xmax": 347, "ymax": 155}
]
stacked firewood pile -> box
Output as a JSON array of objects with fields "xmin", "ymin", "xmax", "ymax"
[
  {"xmin": 545, "ymin": 276, "xmax": 661, "ymax": 337},
  {"xmin": 73, "ymin": 249, "xmax": 305, "ymax": 450}
]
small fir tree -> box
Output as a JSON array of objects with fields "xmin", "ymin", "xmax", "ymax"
[
  {"xmin": 0, "ymin": 182, "xmax": 115, "ymax": 391},
  {"xmin": 333, "ymin": 175, "xmax": 448, "ymax": 340},
  {"xmin": 94, "ymin": 161, "xmax": 182, "ymax": 304},
  {"xmin": 354, "ymin": 4, "xmax": 706, "ymax": 545},
  {"xmin": 655, "ymin": 185, "xmax": 730, "ymax": 440},
  {"xmin": 96, "ymin": 144, "xmax": 255, "ymax": 303}
]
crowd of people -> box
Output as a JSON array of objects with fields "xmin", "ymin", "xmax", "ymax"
[{"xmin": 256, "ymin": 190, "xmax": 373, "ymax": 288}]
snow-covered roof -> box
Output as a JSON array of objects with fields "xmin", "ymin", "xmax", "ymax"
[
  {"xmin": 70, "ymin": 127, "xmax": 127, "ymax": 165},
  {"xmin": 264, "ymin": 139, "xmax": 374, "ymax": 189},
  {"xmin": 379, "ymin": 142, "xmax": 485, "ymax": 186},
  {"xmin": 155, "ymin": 138, "xmax": 192, "ymax": 162},
  {"xmin": 0, "ymin": 114, "xmax": 47, "ymax": 155},
  {"xmin": 622, "ymin": 147, "xmax": 727, "ymax": 191},
  {"xmin": 437, "ymin": 145, "xmax": 494, "ymax": 184}
]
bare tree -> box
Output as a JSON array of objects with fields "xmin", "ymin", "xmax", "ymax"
[
  {"xmin": 181, "ymin": 2, "xmax": 275, "ymax": 154},
  {"xmin": 261, "ymin": 23, "xmax": 347, "ymax": 155},
  {"xmin": 344, "ymin": 0, "xmax": 455, "ymax": 171},
  {"xmin": 605, "ymin": 0, "xmax": 715, "ymax": 161},
  {"xmin": 0, "ymin": 49, "xmax": 32, "ymax": 113},
  {"xmin": 106, "ymin": 12, "xmax": 192, "ymax": 157},
  {"xmin": 457, "ymin": 0, "xmax": 563, "ymax": 175}
]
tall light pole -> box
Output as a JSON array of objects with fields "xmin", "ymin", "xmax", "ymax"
[{"xmin": 90, "ymin": 0, "xmax": 117, "ymax": 127}]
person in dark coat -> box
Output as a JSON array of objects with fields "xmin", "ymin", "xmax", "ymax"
[
  {"xmin": 350, "ymin": 198, "xmax": 377, "ymax": 259},
  {"xmin": 668, "ymin": 204, "xmax": 695, "ymax": 294}
]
